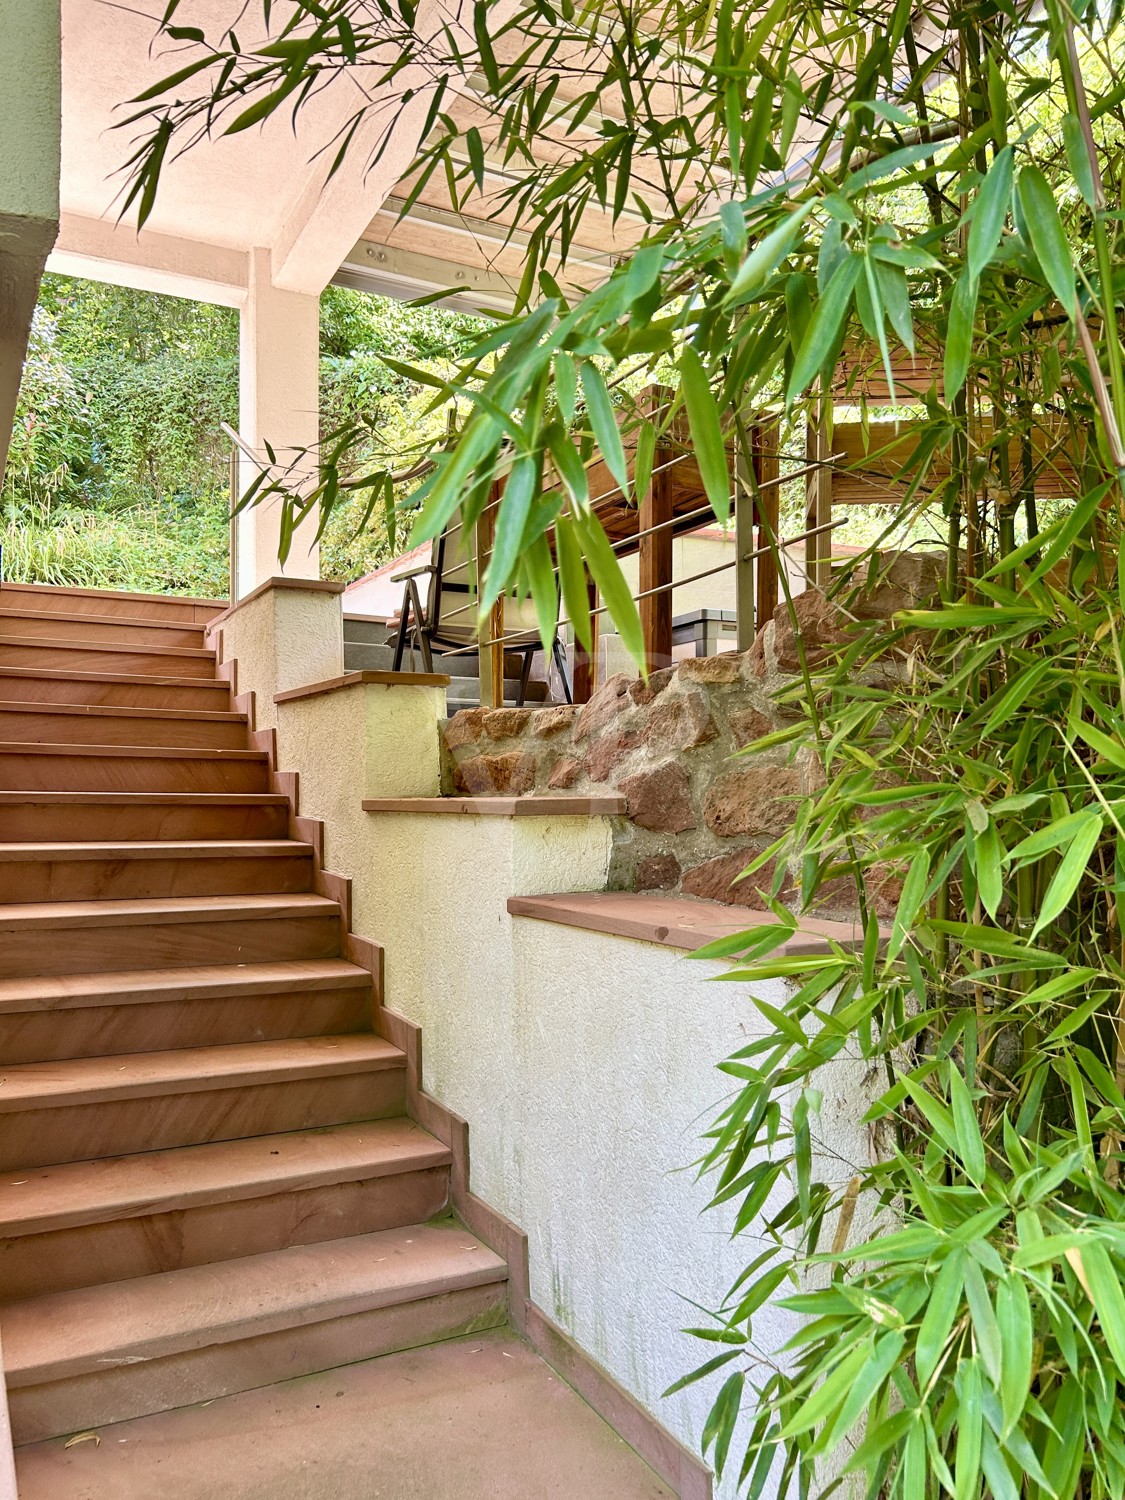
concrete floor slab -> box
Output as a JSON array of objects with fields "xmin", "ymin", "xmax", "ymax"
[{"xmin": 14, "ymin": 1329, "xmax": 678, "ymax": 1500}]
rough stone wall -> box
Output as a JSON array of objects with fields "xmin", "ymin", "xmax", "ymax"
[{"xmin": 441, "ymin": 553, "xmax": 945, "ymax": 914}]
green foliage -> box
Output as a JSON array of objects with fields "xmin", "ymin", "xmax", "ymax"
[
  {"xmin": 120, "ymin": 0, "xmax": 1125, "ymax": 1492},
  {"xmin": 4, "ymin": 279, "xmax": 482, "ymax": 592}
]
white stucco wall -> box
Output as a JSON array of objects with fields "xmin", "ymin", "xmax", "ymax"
[
  {"xmin": 220, "ymin": 609, "xmax": 870, "ymax": 1496},
  {"xmin": 211, "ymin": 583, "xmax": 345, "ymax": 730}
]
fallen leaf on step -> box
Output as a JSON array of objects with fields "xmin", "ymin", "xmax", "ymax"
[{"xmin": 63, "ymin": 1432, "xmax": 100, "ymax": 1449}]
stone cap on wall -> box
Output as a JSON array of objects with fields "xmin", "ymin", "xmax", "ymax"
[
  {"xmin": 207, "ymin": 576, "xmax": 347, "ymax": 629},
  {"xmin": 363, "ymin": 795, "xmax": 626, "ymax": 817},
  {"xmin": 276, "ymin": 668, "xmax": 451, "ymax": 704},
  {"xmin": 508, "ymin": 891, "xmax": 876, "ymax": 955}
]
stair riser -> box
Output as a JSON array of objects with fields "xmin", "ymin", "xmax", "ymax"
[
  {"xmin": 0, "ymin": 710, "xmax": 247, "ymax": 749},
  {"xmin": 0, "ymin": 987, "xmax": 372, "ymax": 1064},
  {"xmin": 0, "ymin": 642, "xmax": 215, "ymax": 679},
  {"xmin": 0, "ymin": 676, "xmax": 231, "ymax": 711},
  {"xmin": 0, "ymin": 586, "xmax": 222, "ymax": 624},
  {"xmin": 0, "ymin": 752, "xmax": 269, "ymax": 794},
  {"xmin": 343, "ymin": 640, "xmax": 531, "ymax": 678},
  {"xmin": 0, "ymin": 615, "xmax": 205, "ymax": 649},
  {"xmin": 0, "ymin": 802, "xmax": 289, "ymax": 842},
  {"xmin": 0, "ymin": 1166, "xmax": 450, "ymax": 1301},
  {"xmin": 0, "ymin": 1068, "xmax": 406, "ymax": 1170},
  {"xmin": 0, "ymin": 913, "xmax": 341, "ymax": 978},
  {"xmin": 7, "ymin": 1282, "xmax": 507, "ymax": 1444},
  {"xmin": 0, "ymin": 854, "xmax": 314, "ymax": 904}
]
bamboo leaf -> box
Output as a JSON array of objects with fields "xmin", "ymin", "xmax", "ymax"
[
  {"xmin": 954, "ymin": 1359, "xmax": 984, "ymax": 1500},
  {"xmin": 968, "ymin": 147, "xmax": 1014, "ymax": 279},
  {"xmin": 944, "ymin": 270, "xmax": 978, "ymax": 402},
  {"xmin": 1017, "ymin": 166, "xmax": 1077, "ymax": 313},
  {"xmin": 950, "ymin": 1068, "xmax": 987, "ymax": 1184},
  {"xmin": 680, "ymin": 347, "xmax": 730, "ymax": 523},
  {"xmin": 996, "ymin": 1273, "xmax": 1033, "ymax": 1437},
  {"xmin": 579, "ymin": 362, "xmax": 629, "ymax": 496},
  {"xmin": 1030, "ymin": 815, "xmax": 1104, "ymax": 938},
  {"xmin": 787, "ymin": 253, "xmax": 862, "ymax": 402},
  {"xmin": 916, "ymin": 1250, "xmax": 966, "ymax": 1387},
  {"xmin": 1074, "ymin": 1240, "xmax": 1125, "ymax": 1376},
  {"xmin": 1062, "ymin": 113, "xmax": 1097, "ymax": 209}
]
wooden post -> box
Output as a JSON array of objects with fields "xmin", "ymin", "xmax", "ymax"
[
  {"xmin": 805, "ymin": 404, "xmax": 833, "ymax": 589},
  {"xmin": 638, "ymin": 464, "xmax": 674, "ymax": 671},
  {"xmin": 475, "ymin": 482, "xmax": 505, "ymax": 709},
  {"xmin": 734, "ymin": 442, "xmax": 756, "ymax": 652},
  {"xmin": 573, "ymin": 577, "xmax": 599, "ymax": 703},
  {"xmin": 754, "ymin": 418, "xmax": 780, "ymax": 633}
]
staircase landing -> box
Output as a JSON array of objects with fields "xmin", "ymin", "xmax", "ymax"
[{"xmin": 14, "ymin": 1330, "xmax": 674, "ymax": 1500}]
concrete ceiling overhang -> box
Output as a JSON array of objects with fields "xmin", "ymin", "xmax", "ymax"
[
  {"xmin": 47, "ymin": 0, "xmax": 689, "ymax": 312},
  {"xmin": 51, "ymin": 2, "xmax": 944, "ymax": 313},
  {"xmin": 48, "ymin": 0, "xmax": 623, "ymax": 310}
]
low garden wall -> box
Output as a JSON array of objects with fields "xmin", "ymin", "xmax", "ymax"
[{"xmin": 441, "ymin": 553, "xmax": 944, "ymax": 916}]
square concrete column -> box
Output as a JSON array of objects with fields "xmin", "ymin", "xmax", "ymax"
[
  {"xmin": 0, "ymin": 0, "xmax": 60, "ymax": 487},
  {"xmin": 237, "ymin": 247, "xmax": 321, "ymax": 597}
]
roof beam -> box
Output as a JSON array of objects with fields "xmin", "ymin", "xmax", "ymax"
[{"xmin": 48, "ymin": 213, "xmax": 247, "ymax": 307}]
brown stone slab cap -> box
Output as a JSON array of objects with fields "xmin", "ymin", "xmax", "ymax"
[
  {"xmin": 275, "ymin": 668, "xmax": 451, "ymax": 704},
  {"xmin": 507, "ymin": 891, "xmax": 874, "ymax": 956},
  {"xmin": 362, "ymin": 795, "xmax": 627, "ymax": 816}
]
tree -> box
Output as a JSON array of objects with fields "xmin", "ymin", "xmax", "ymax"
[{"xmin": 121, "ymin": 1, "xmax": 1125, "ymax": 1492}]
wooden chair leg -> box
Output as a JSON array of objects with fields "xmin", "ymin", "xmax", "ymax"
[
  {"xmin": 516, "ymin": 649, "xmax": 534, "ymax": 708},
  {"xmin": 392, "ymin": 595, "xmax": 413, "ymax": 671},
  {"xmin": 552, "ymin": 638, "xmax": 573, "ymax": 704}
]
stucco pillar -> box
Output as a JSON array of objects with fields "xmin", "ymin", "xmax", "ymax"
[
  {"xmin": 0, "ymin": 0, "xmax": 61, "ymax": 487},
  {"xmin": 237, "ymin": 247, "xmax": 321, "ymax": 597}
]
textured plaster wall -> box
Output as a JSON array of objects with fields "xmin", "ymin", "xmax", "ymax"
[
  {"xmin": 212, "ymin": 585, "xmax": 344, "ymax": 730},
  {"xmin": 0, "ymin": 0, "xmax": 61, "ymax": 482},
  {"xmin": 508, "ymin": 923, "xmax": 799, "ymax": 1499},
  {"xmin": 0, "ymin": 0, "xmax": 60, "ymax": 221}
]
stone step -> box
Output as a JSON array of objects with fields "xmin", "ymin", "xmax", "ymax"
[
  {"xmin": 343, "ymin": 640, "xmax": 533, "ymax": 681},
  {"xmin": 0, "ymin": 700, "xmax": 249, "ymax": 749},
  {"xmin": 0, "ymin": 636, "xmax": 217, "ymax": 679},
  {"xmin": 3, "ymin": 1221, "xmax": 508, "ymax": 1443},
  {"xmin": 0, "ymin": 607, "xmax": 206, "ymax": 650},
  {"xmin": 0, "ymin": 581, "xmax": 225, "ymax": 624},
  {"xmin": 0, "ymin": 957, "xmax": 373, "ymax": 1062},
  {"xmin": 0, "ymin": 839, "xmax": 315, "ymax": 903},
  {"xmin": 0, "ymin": 666, "xmax": 233, "ymax": 712},
  {"xmin": 0, "ymin": 791, "xmax": 291, "ymax": 842},
  {"xmin": 0, "ymin": 1033, "xmax": 406, "ymax": 1170},
  {"xmin": 341, "ymin": 615, "xmax": 395, "ymax": 646},
  {"xmin": 0, "ymin": 893, "xmax": 343, "ymax": 979},
  {"xmin": 0, "ymin": 741, "xmax": 270, "ymax": 793},
  {"xmin": 0, "ymin": 1118, "xmax": 450, "ymax": 1300}
]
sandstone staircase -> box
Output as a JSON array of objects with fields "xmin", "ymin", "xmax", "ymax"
[{"xmin": 0, "ymin": 581, "xmax": 508, "ymax": 1448}]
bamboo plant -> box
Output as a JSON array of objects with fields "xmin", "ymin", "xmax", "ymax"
[{"xmin": 123, "ymin": 0, "xmax": 1125, "ymax": 1490}]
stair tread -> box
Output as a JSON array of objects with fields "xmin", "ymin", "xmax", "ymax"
[
  {"xmin": 0, "ymin": 791, "xmax": 286, "ymax": 805},
  {"xmin": 0, "ymin": 607, "xmax": 205, "ymax": 636},
  {"xmin": 0, "ymin": 700, "xmax": 244, "ymax": 723},
  {"xmin": 0, "ymin": 892, "xmax": 338, "ymax": 930},
  {"xmin": 0, "ymin": 741, "xmax": 265, "ymax": 760},
  {"xmin": 0, "ymin": 958, "xmax": 370, "ymax": 1012},
  {"xmin": 0, "ymin": 1034, "xmax": 402, "ymax": 1109},
  {"xmin": 2, "ymin": 1222, "xmax": 506, "ymax": 1386},
  {"xmin": 0, "ymin": 635, "xmax": 213, "ymax": 659},
  {"xmin": 0, "ymin": 666, "xmax": 229, "ymax": 691},
  {"xmin": 0, "ymin": 1118, "xmax": 446, "ymax": 1237},
  {"xmin": 0, "ymin": 840, "xmax": 312, "ymax": 861},
  {"xmin": 0, "ymin": 582, "xmax": 225, "ymax": 611}
]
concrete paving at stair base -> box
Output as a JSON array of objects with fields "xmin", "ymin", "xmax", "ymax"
[{"xmin": 14, "ymin": 1330, "xmax": 676, "ymax": 1500}]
